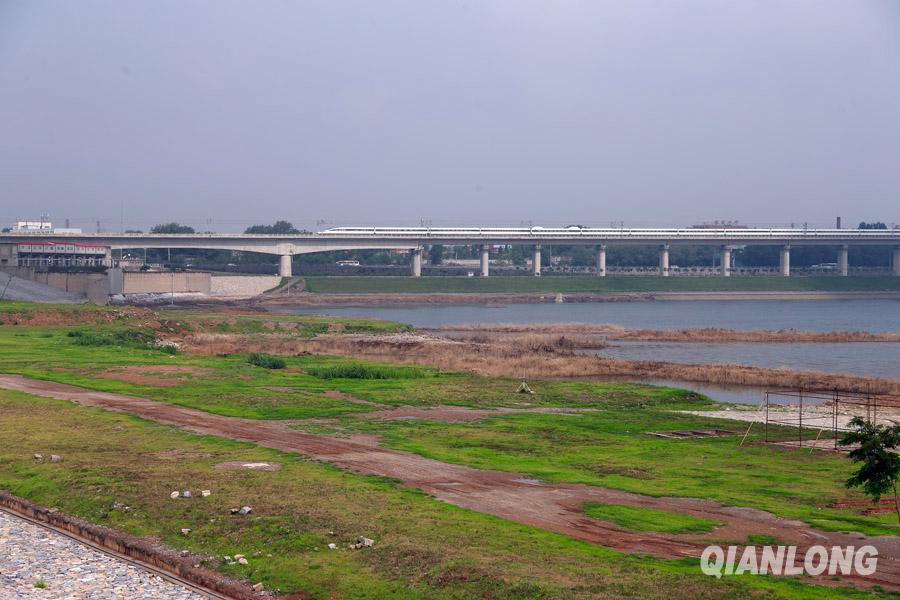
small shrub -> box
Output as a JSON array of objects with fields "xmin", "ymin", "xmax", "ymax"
[
  {"xmin": 306, "ymin": 363, "xmax": 426, "ymax": 380},
  {"xmin": 248, "ymin": 353, "xmax": 286, "ymax": 369},
  {"xmin": 67, "ymin": 329, "xmax": 176, "ymax": 353},
  {"xmin": 34, "ymin": 580, "xmax": 46, "ymax": 589}
]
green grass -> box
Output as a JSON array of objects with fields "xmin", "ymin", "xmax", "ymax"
[
  {"xmin": 584, "ymin": 503, "xmax": 720, "ymax": 534},
  {"xmin": 301, "ymin": 275, "xmax": 900, "ymax": 294},
  {"xmin": 746, "ymin": 534, "xmax": 785, "ymax": 546},
  {"xmin": 247, "ymin": 352, "xmax": 286, "ymax": 369},
  {"xmin": 0, "ymin": 318, "xmax": 894, "ymax": 536},
  {"xmin": 0, "ymin": 389, "xmax": 883, "ymax": 599},
  {"xmin": 342, "ymin": 410, "xmax": 900, "ymax": 537},
  {"xmin": 307, "ymin": 363, "xmax": 430, "ymax": 380},
  {"xmin": 1, "ymin": 302, "xmax": 898, "ymax": 597},
  {"xmin": 67, "ymin": 329, "xmax": 177, "ymax": 354}
]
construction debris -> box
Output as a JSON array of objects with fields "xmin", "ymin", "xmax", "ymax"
[
  {"xmin": 516, "ymin": 380, "xmax": 534, "ymax": 394},
  {"xmin": 646, "ymin": 429, "xmax": 736, "ymax": 439}
]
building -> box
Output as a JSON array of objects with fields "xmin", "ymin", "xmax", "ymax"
[
  {"xmin": 1, "ymin": 242, "xmax": 110, "ymax": 268},
  {"xmin": 13, "ymin": 221, "xmax": 53, "ymax": 231}
]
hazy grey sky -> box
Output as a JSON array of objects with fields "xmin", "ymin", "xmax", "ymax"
[{"xmin": 2, "ymin": 1, "xmax": 899, "ymax": 231}]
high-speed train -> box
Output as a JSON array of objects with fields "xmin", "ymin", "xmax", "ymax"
[{"xmin": 317, "ymin": 226, "xmax": 898, "ymax": 241}]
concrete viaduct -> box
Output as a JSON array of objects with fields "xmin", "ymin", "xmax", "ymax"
[{"xmin": 2, "ymin": 227, "xmax": 899, "ymax": 278}]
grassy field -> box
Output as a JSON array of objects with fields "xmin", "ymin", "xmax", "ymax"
[
  {"xmin": 0, "ymin": 315, "xmax": 895, "ymax": 536},
  {"xmin": 1, "ymin": 302, "xmax": 897, "ymax": 597},
  {"xmin": 300, "ymin": 275, "xmax": 900, "ymax": 294},
  {"xmin": 2, "ymin": 388, "xmax": 876, "ymax": 599},
  {"xmin": 582, "ymin": 504, "xmax": 721, "ymax": 534}
]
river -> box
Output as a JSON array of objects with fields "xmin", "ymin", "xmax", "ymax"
[{"xmin": 269, "ymin": 299, "xmax": 900, "ymax": 332}]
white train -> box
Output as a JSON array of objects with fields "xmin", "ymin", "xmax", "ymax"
[{"xmin": 318, "ymin": 226, "xmax": 898, "ymax": 240}]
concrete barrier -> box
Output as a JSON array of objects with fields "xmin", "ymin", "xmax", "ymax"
[
  {"xmin": 210, "ymin": 275, "xmax": 280, "ymax": 297},
  {"xmin": 108, "ymin": 270, "xmax": 211, "ymax": 295}
]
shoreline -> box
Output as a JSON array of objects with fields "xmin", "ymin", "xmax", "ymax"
[{"xmin": 255, "ymin": 290, "xmax": 900, "ymax": 307}]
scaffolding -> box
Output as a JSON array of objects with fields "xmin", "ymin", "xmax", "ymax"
[{"xmin": 761, "ymin": 389, "xmax": 900, "ymax": 451}]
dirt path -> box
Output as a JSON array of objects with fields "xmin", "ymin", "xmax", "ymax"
[{"xmin": 1, "ymin": 374, "xmax": 897, "ymax": 589}]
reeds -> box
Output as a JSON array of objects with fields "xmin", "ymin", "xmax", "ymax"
[
  {"xmin": 438, "ymin": 323, "xmax": 900, "ymax": 343},
  {"xmin": 179, "ymin": 332, "xmax": 900, "ymax": 395}
]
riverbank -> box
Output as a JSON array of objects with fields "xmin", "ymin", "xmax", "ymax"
[
  {"xmin": 3, "ymin": 301, "xmax": 900, "ymax": 596},
  {"xmin": 292, "ymin": 275, "xmax": 900, "ymax": 297},
  {"xmin": 437, "ymin": 323, "xmax": 900, "ymax": 343},
  {"xmin": 260, "ymin": 289, "xmax": 900, "ymax": 306}
]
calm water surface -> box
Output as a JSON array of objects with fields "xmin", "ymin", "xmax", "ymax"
[{"xmin": 270, "ymin": 299, "xmax": 900, "ymax": 332}]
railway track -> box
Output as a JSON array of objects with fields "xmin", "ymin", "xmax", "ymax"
[{"xmin": 0, "ymin": 504, "xmax": 234, "ymax": 600}]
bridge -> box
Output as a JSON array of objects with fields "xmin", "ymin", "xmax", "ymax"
[{"xmin": 2, "ymin": 227, "xmax": 899, "ymax": 278}]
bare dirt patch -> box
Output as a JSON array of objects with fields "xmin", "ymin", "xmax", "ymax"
[
  {"xmin": 98, "ymin": 365, "xmax": 212, "ymax": 387},
  {"xmin": 149, "ymin": 448, "xmax": 212, "ymax": 461},
  {"xmin": 213, "ymin": 460, "xmax": 282, "ymax": 471},
  {"xmin": 2, "ymin": 374, "xmax": 897, "ymax": 590},
  {"xmin": 0, "ymin": 306, "xmax": 151, "ymax": 327}
]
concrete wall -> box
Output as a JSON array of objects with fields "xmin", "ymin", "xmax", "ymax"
[
  {"xmin": 40, "ymin": 272, "xmax": 110, "ymax": 304},
  {"xmin": 210, "ymin": 275, "xmax": 280, "ymax": 297},
  {"xmin": 108, "ymin": 270, "xmax": 212, "ymax": 295},
  {"xmin": 4, "ymin": 267, "xmax": 278, "ymax": 303},
  {"xmin": 1, "ymin": 268, "xmax": 111, "ymax": 304}
]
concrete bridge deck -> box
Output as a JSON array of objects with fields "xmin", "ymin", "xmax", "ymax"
[{"xmin": 2, "ymin": 227, "xmax": 898, "ymax": 278}]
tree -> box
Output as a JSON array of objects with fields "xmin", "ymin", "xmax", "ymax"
[
  {"xmin": 858, "ymin": 222, "xmax": 888, "ymax": 230},
  {"xmin": 839, "ymin": 416, "xmax": 900, "ymax": 523},
  {"xmin": 151, "ymin": 222, "xmax": 195, "ymax": 234},
  {"xmin": 429, "ymin": 244, "xmax": 443, "ymax": 265},
  {"xmin": 244, "ymin": 220, "xmax": 300, "ymax": 234}
]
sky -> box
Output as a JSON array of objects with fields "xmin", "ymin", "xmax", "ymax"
[{"xmin": 1, "ymin": 1, "xmax": 899, "ymax": 232}]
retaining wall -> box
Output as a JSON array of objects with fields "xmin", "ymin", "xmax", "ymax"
[{"xmin": 209, "ymin": 275, "xmax": 280, "ymax": 297}]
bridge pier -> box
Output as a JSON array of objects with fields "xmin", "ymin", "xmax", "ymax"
[
  {"xmin": 596, "ymin": 244, "xmax": 606, "ymax": 277},
  {"xmin": 480, "ymin": 244, "xmax": 490, "ymax": 277},
  {"xmin": 893, "ymin": 247, "xmax": 900, "ymax": 276},
  {"xmin": 838, "ymin": 245, "xmax": 849, "ymax": 276},
  {"xmin": 658, "ymin": 244, "xmax": 669, "ymax": 277},
  {"xmin": 410, "ymin": 248, "xmax": 422, "ymax": 277},
  {"xmin": 720, "ymin": 246, "xmax": 731, "ymax": 277},
  {"xmin": 780, "ymin": 245, "xmax": 791, "ymax": 277},
  {"xmin": 279, "ymin": 255, "xmax": 292, "ymax": 278},
  {"xmin": 532, "ymin": 245, "xmax": 542, "ymax": 276}
]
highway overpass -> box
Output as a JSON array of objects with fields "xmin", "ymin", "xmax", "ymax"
[{"xmin": 2, "ymin": 226, "xmax": 899, "ymax": 278}]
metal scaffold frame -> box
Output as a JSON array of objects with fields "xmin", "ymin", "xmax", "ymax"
[{"xmin": 761, "ymin": 389, "xmax": 900, "ymax": 451}]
